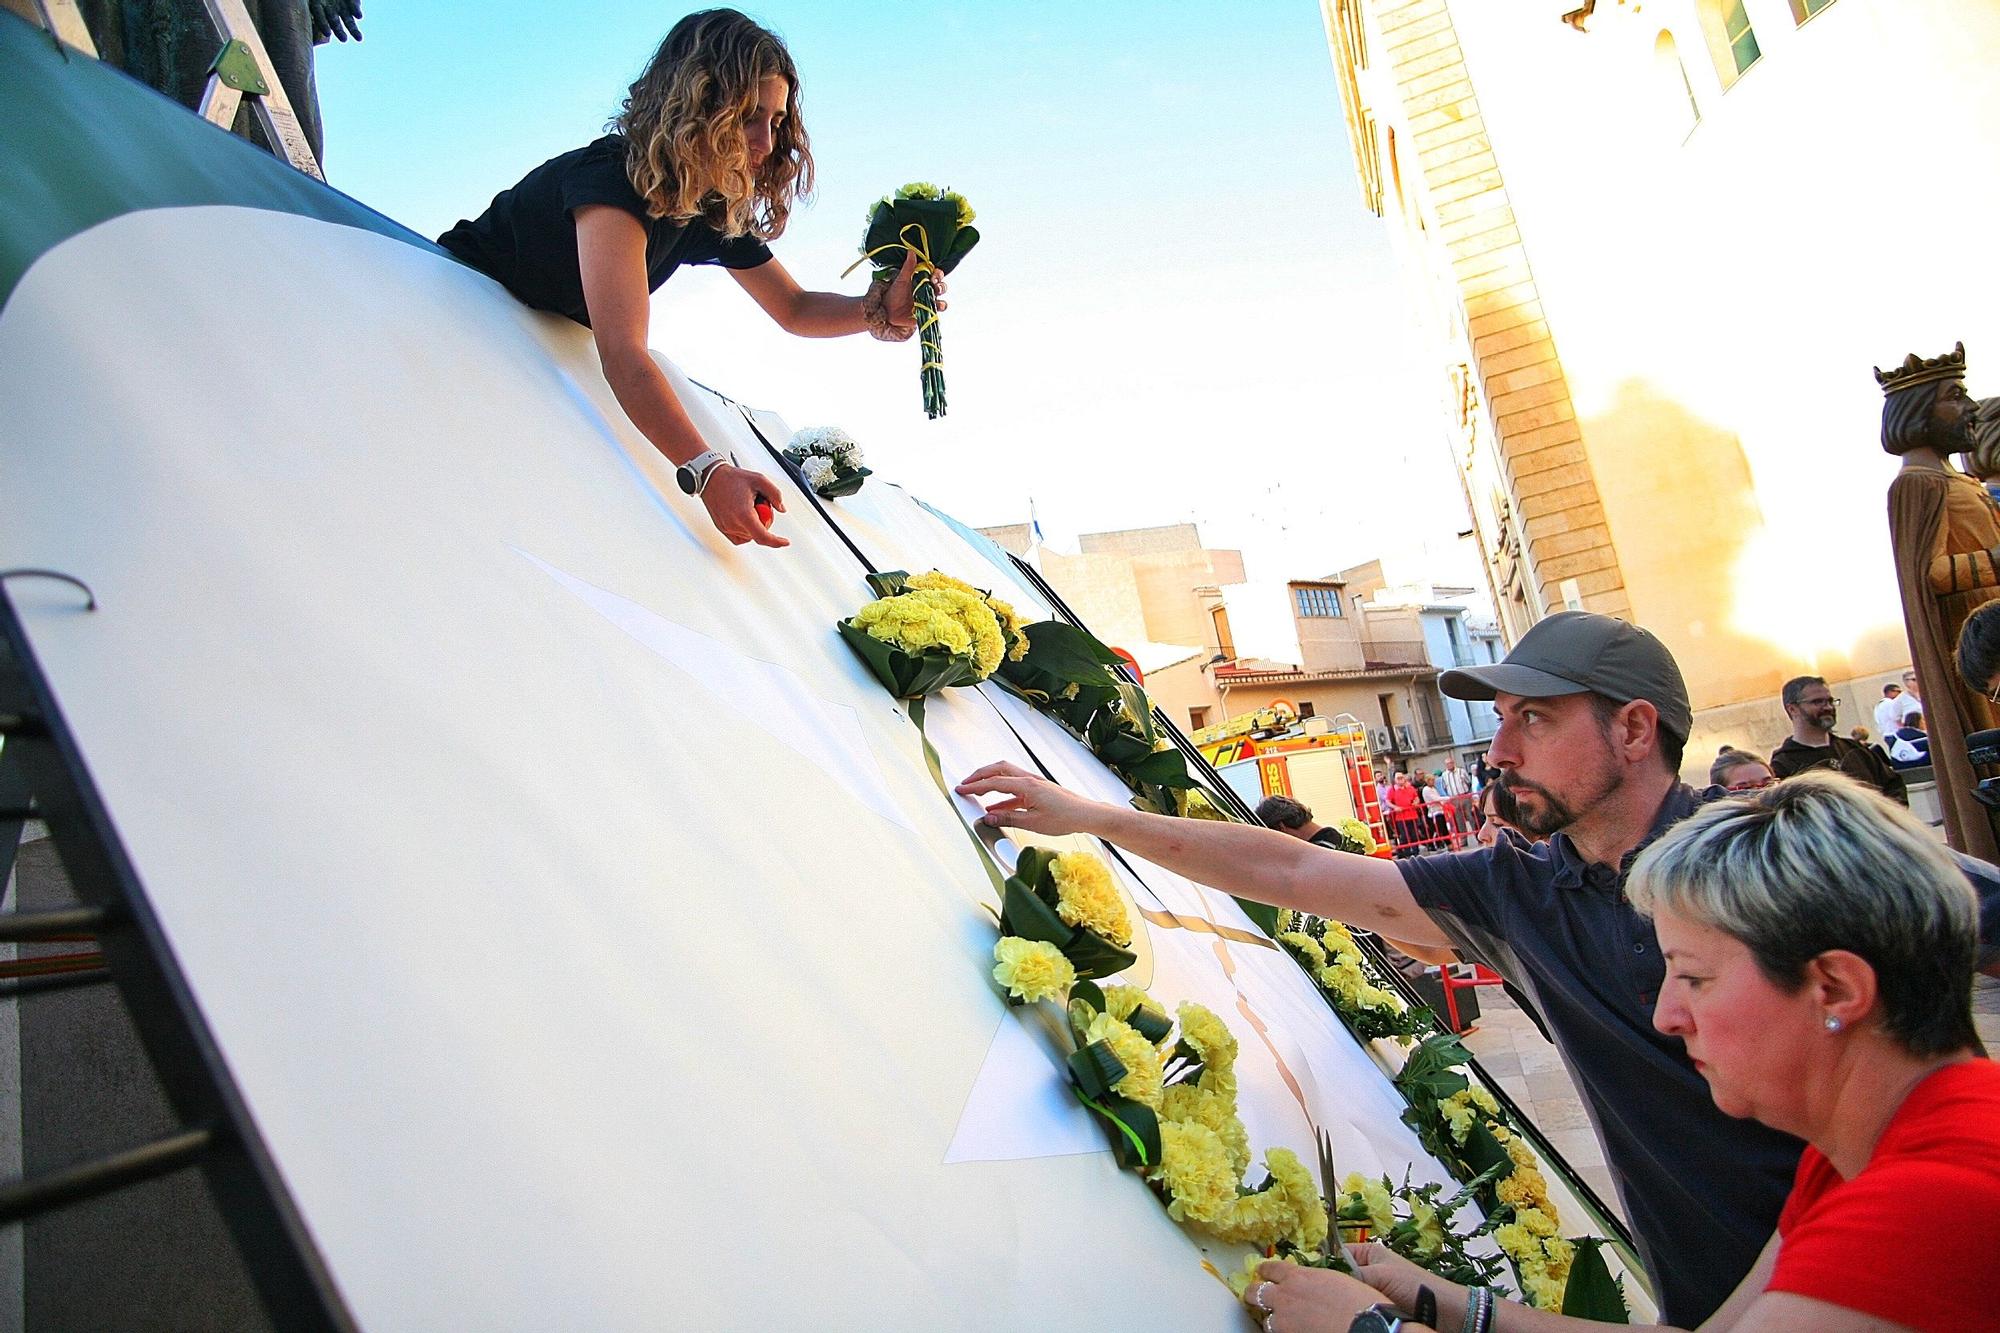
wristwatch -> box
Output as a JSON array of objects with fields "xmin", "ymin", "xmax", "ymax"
[
  {"xmin": 674, "ymin": 449, "xmax": 729, "ymax": 496},
  {"xmin": 1348, "ymin": 1306, "xmax": 1407, "ymax": 1333}
]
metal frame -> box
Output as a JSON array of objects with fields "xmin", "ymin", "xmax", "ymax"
[
  {"xmin": 0, "ymin": 595, "xmax": 354, "ymax": 1330},
  {"xmin": 193, "ymin": 0, "xmax": 323, "ymax": 180}
]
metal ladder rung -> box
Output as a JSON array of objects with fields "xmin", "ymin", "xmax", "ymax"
[
  {"xmin": 0, "ymin": 905, "xmax": 109, "ymax": 942},
  {"xmin": 0, "ymin": 966, "xmax": 110, "ymax": 1000},
  {"xmin": 0, "ymin": 1127, "xmax": 215, "ymax": 1225}
]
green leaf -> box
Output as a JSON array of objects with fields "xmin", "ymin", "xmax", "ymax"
[
  {"xmin": 942, "ymin": 224, "xmax": 980, "ymax": 272},
  {"xmin": 1070, "ymin": 979, "xmax": 1106, "ymax": 1016},
  {"xmin": 1064, "ymin": 928, "xmax": 1138, "ymax": 982},
  {"xmin": 1459, "ymin": 1121, "xmax": 1512, "ymax": 1185},
  {"xmin": 1126, "ymin": 1003, "xmax": 1173, "ymax": 1045},
  {"xmin": 814, "ymin": 466, "xmax": 871, "ymax": 499},
  {"xmin": 1234, "ymin": 897, "xmax": 1280, "ymax": 937},
  {"xmin": 999, "ymin": 877, "xmax": 1070, "ymax": 947},
  {"xmin": 1124, "ymin": 748, "xmax": 1198, "ymax": 789},
  {"xmin": 1074, "ymin": 1091, "xmax": 1160, "ymax": 1170},
  {"xmin": 1068, "ymin": 1040, "xmax": 1127, "ymax": 1100},
  {"xmin": 864, "ymin": 570, "xmax": 910, "ymax": 599},
  {"xmin": 1111, "ymin": 680, "xmax": 1158, "ymax": 744},
  {"xmin": 1018, "ymin": 620, "xmax": 1122, "ymax": 681},
  {"xmin": 1014, "ymin": 845, "xmax": 1056, "ymax": 885},
  {"xmin": 836, "ymin": 618, "xmax": 904, "ymax": 695},
  {"xmin": 1559, "ymin": 1238, "xmax": 1630, "ymax": 1322}
]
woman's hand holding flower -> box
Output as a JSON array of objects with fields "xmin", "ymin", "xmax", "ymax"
[
  {"xmin": 1346, "ymin": 1242, "xmax": 1451, "ymax": 1319},
  {"xmin": 1244, "ymin": 1260, "xmax": 1430, "ymax": 1333},
  {"xmin": 882, "ymin": 247, "xmax": 947, "ymax": 337}
]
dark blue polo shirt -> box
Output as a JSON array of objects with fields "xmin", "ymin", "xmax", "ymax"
[{"xmin": 1399, "ymin": 784, "xmax": 2000, "ymax": 1326}]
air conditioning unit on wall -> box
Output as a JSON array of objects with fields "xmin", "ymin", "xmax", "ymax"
[
  {"xmin": 1396, "ymin": 724, "xmax": 1418, "ymax": 752},
  {"xmin": 1370, "ymin": 728, "xmax": 1393, "ymax": 753}
]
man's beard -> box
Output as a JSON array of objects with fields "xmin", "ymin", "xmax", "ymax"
[{"xmin": 1496, "ymin": 763, "xmax": 1624, "ymax": 838}]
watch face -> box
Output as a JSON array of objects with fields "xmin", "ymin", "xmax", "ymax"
[
  {"xmin": 1349, "ymin": 1311, "xmax": 1398, "ymax": 1333},
  {"xmin": 675, "ymin": 465, "xmax": 698, "ymax": 495}
]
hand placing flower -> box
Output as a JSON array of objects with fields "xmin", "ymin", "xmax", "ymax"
[{"xmin": 1243, "ymin": 1261, "xmax": 1419, "ymax": 1333}]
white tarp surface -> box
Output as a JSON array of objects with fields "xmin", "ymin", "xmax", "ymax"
[{"xmin": 0, "ymin": 205, "xmax": 1535, "ymax": 1328}]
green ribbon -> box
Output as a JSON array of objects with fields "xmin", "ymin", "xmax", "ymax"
[{"xmin": 906, "ymin": 693, "xmax": 1009, "ymax": 905}]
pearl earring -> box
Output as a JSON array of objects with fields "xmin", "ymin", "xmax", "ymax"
[{"xmin": 1824, "ymin": 1015, "xmax": 1844, "ymax": 1032}]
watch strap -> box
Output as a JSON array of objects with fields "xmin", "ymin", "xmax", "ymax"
[{"xmin": 678, "ymin": 449, "xmax": 728, "ymax": 495}]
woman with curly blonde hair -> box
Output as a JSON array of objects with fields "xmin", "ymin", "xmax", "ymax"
[{"xmin": 439, "ymin": 9, "xmax": 931, "ymax": 550}]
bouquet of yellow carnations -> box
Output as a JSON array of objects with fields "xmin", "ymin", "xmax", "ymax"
[
  {"xmin": 859, "ymin": 182, "xmax": 979, "ymax": 418},
  {"xmin": 1278, "ymin": 914, "xmax": 1427, "ymax": 1043},
  {"xmin": 995, "ymin": 847, "xmax": 1135, "ymax": 984},
  {"xmin": 837, "ymin": 569, "xmax": 1024, "ymax": 700}
]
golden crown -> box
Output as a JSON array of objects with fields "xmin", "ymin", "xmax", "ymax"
[{"xmin": 1875, "ymin": 341, "xmax": 1966, "ymax": 396}]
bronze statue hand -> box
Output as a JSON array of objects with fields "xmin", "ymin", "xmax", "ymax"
[{"xmin": 309, "ymin": 0, "xmax": 364, "ymax": 44}]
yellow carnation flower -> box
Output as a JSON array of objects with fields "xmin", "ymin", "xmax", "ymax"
[
  {"xmin": 1049, "ymin": 852, "xmax": 1131, "ymax": 946},
  {"xmin": 1085, "ymin": 1012, "xmax": 1164, "ymax": 1108},
  {"xmin": 1278, "ymin": 931, "xmax": 1328, "ymax": 970},
  {"xmin": 1176, "ymin": 1001, "xmax": 1239, "ymax": 1074},
  {"xmin": 1266, "ymin": 1148, "xmax": 1328, "ymax": 1253},
  {"xmin": 1226, "ymin": 1251, "xmax": 1276, "ymax": 1298},
  {"xmin": 1102, "ymin": 983, "xmax": 1167, "ymax": 1036},
  {"xmin": 986, "ymin": 595, "xmax": 1029, "ymax": 661},
  {"xmin": 852, "ymin": 591, "xmax": 971, "ymax": 658},
  {"xmin": 1151, "ymin": 1119, "xmax": 1241, "ymax": 1226},
  {"xmin": 1337, "ymin": 817, "xmax": 1378, "ymax": 853},
  {"xmin": 1159, "ymin": 1083, "xmax": 1249, "ymax": 1174},
  {"xmin": 906, "ymin": 570, "xmax": 977, "ymax": 596},
  {"xmin": 1208, "ymin": 1187, "xmax": 1290, "ymax": 1247},
  {"xmin": 1342, "ymin": 1172, "xmax": 1395, "ymax": 1235},
  {"xmin": 1409, "ymin": 1197, "xmax": 1444, "ymax": 1258},
  {"xmin": 1513, "ymin": 1204, "xmax": 1559, "ymax": 1237},
  {"xmin": 1493, "ymin": 1222, "xmax": 1536, "ymax": 1262},
  {"xmin": 991, "ymin": 936, "xmax": 1074, "ymax": 1003}
]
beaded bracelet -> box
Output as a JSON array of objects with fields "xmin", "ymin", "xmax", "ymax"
[{"xmin": 1463, "ymin": 1285, "xmax": 1495, "ymax": 1333}]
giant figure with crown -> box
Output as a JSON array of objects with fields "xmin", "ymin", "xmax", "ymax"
[{"xmin": 1880, "ymin": 341, "xmax": 2000, "ymax": 861}]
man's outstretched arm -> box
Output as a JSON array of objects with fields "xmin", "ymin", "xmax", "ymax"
[{"xmin": 955, "ymin": 762, "xmax": 1449, "ymax": 946}]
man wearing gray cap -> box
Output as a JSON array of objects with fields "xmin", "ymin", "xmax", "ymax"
[{"xmin": 958, "ymin": 611, "xmax": 2000, "ymax": 1328}]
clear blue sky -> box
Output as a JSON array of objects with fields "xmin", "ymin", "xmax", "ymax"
[{"xmin": 317, "ymin": 2, "xmax": 1468, "ymax": 581}]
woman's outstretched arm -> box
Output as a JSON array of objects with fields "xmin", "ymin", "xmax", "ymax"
[
  {"xmin": 729, "ymin": 249, "xmax": 935, "ymax": 338},
  {"xmin": 574, "ymin": 205, "xmax": 787, "ymax": 548}
]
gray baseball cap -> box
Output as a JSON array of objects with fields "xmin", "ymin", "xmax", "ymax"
[{"xmin": 1438, "ymin": 611, "xmax": 1692, "ymax": 741}]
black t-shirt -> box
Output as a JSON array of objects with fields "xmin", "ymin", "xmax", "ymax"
[
  {"xmin": 437, "ymin": 134, "xmax": 773, "ymax": 327},
  {"xmin": 1399, "ymin": 784, "xmax": 2000, "ymax": 1326}
]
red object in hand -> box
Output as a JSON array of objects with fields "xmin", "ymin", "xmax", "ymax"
[{"xmin": 755, "ymin": 499, "xmax": 775, "ymax": 528}]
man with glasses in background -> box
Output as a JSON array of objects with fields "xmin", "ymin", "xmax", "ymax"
[{"xmin": 1768, "ymin": 675, "xmax": 1908, "ymax": 802}]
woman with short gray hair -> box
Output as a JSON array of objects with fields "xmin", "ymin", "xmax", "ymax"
[{"xmin": 1244, "ymin": 771, "xmax": 2000, "ymax": 1332}]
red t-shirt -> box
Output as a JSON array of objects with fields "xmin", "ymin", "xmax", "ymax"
[{"xmin": 1770, "ymin": 1059, "xmax": 2000, "ymax": 1331}]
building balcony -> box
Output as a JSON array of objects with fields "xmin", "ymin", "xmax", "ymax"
[{"xmin": 1359, "ymin": 638, "xmax": 1429, "ymax": 669}]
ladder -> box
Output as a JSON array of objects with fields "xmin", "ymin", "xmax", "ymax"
[
  {"xmin": 0, "ymin": 573, "xmax": 351, "ymax": 1329},
  {"xmin": 23, "ymin": 0, "xmax": 324, "ymax": 180}
]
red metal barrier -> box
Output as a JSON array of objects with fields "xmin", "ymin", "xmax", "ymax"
[{"xmin": 1384, "ymin": 792, "xmax": 1481, "ymax": 857}]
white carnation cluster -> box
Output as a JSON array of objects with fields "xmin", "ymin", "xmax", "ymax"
[
  {"xmin": 784, "ymin": 426, "xmax": 868, "ymax": 498},
  {"xmin": 785, "ymin": 426, "xmax": 863, "ymax": 470}
]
